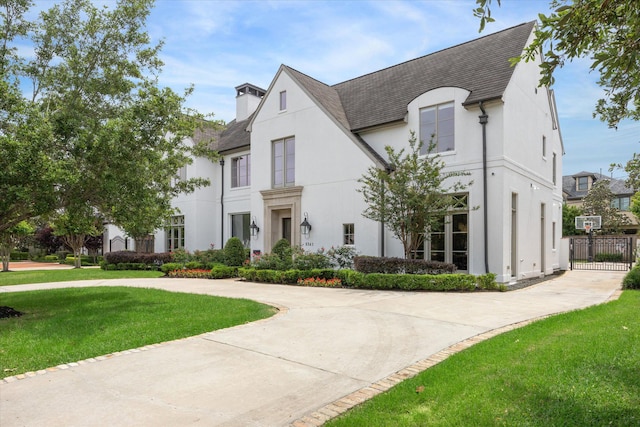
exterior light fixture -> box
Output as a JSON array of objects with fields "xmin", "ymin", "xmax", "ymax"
[
  {"xmin": 250, "ymin": 218, "xmax": 260, "ymax": 237},
  {"xmin": 300, "ymin": 212, "xmax": 312, "ymax": 237}
]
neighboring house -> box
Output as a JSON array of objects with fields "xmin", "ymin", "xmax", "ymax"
[
  {"xmin": 112, "ymin": 21, "xmax": 565, "ymax": 283},
  {"xmin": 562, "ymin": 171, "xmax": 638, "ymax": 234}
]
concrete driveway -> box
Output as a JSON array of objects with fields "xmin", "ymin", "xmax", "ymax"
[{"xmin": 0, "ymin": 270, "xmax": 624, "ymax": 426}]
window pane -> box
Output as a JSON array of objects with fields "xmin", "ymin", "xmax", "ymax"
[
  {"xmin": 285, "ymin": 139, "xmax": 295, "ymax": 184},
  {"xmin": 452, "ymin": 252, "xmax": 467, "ymax": 270},
  {"xmin": 420, "ymin": 107, "xmax": 436, "ymax": 154},
  {"xmin": 273, "ymin": 141, "xmax": 283, "ymax": 186},
  {"xmin": 430, "ymin": 233, "xmax": 444, "ymax": 251},
  {"xmin": 280, "ymin": 91, "xmax": 286, "ymax": 110}
]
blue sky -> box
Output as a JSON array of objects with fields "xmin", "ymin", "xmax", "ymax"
[{"xmin": 31, "ymin": 0, "xmax": 638, "ymax": 179}]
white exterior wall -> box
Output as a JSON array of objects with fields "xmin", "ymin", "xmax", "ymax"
[
  {"xmin": 221, "ymin": 149, "xmax": 252, "ymax": 248},
  {"xmin": 154, "ymin": 141, "xmax": 218, "ymax": 253},
  {"xmin": 250, "ymin": 70, "xmax": 381, "ymax": 256},
  {"xmin": 497, "ymin": 43, "xmax": 564, "ymax": 282},
  {"xmin": 362, "ymin": 87, "xmax": 494, "ymax": 274}
]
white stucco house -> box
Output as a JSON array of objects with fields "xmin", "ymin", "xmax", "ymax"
[{"xmin": 108, "ymin": 21, "xmax": 564, "ymax": 283}]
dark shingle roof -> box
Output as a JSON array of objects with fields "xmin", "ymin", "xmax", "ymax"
[
  {"xmin": 217, "ymin": 115, "xmax": 253, "ymax": 153},
  {"xmin": 283, "ymin": 21, "xmax": 534, "ymax": 133},
  {"xmin": 563, "ymin": 172, "xmax": 634, "ymax": 200}
]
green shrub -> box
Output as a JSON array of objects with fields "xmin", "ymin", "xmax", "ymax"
[
  {"xmin": 210, "ymin": 266, "xmax": 238, "ymax": 279},
  {"xmin": 292, "ymin": 252, "xmax": 332, "ymax": 270},
  {"xmin": 476, "ymin": 273, "xmax": 500, "ymax": 290},
  {"xmin": 161, "ymin": 262, "xmax": 184, "ymax": 274},
  {"xmin": 192, "ymin": 248, "xmax": 226, "ymax": 264},
  {"xmin": 594, "ymin": 252, "xmax": 624, "ymax": 262},
  {"xmin": 185, "ymin": 261, "xmax": 205, "ymax": 270},
  {"xmin": 327, "ymin": 245, "xmax": 358, "ymax": 269},
  {"xmin": 10, "ymin": 251, "xmax": 29, "ymax": 261},
  {"xmin": 271, "ymin": 239, "xmax": 293, "ymax": 270},
  {"xmin": 44, "ymin": 254, "xmax": 60, "ymax": 262},
  {"xmin": 64, "ymin": 255, "xmax": 95, "ymax": 266},
  {"xmin": 622, "ymin": 266, "xmax": 640, "ymax": 289},
  {"xmin": 224, "ymin": 237, "xmax": 247, "ymax": 267}
]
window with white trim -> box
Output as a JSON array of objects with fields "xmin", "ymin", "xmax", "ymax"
[
  {"xmin": 166, "ymin": 215, "xmax": 185, "ymax": 251},
  {"xmin": 420, "ymin": 102, "xmax": 455, "ymax": 154},
  {"xmin": 279, "ymin": 91, "xmax": 286, "ymax": 111},
  {"xmin": 273, "ymin": 137, "xmax": 295, "ymax": 187},
  {"xmin": 231, "ymin": 154, "xmax": 250, "ymax": 188},
  {"xmin": 577, "ymin": 176, "xmax": 588, "ymax": 191}
]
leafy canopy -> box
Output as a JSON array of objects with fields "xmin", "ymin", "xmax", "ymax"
[
  {"xmin": 0, "ymin": 0, "xmax": 220, "ymax": 239},
  {"xmin": 475, "ymin": 0, "xmax": 640, "ymax": 128}
]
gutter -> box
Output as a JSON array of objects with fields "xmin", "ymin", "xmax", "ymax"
[{"xmin": 478, "ymin": 102, "xmax": 489, "ymax": 274}]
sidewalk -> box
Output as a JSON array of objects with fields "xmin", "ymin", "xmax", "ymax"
[{"xmin": 0, "ymin": 270, "xmax": 625, "ymax": 426}]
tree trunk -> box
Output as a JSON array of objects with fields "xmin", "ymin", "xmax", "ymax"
[{"xmin": 0, "ymin": 246, "xmax": 11, "ymax": 272}]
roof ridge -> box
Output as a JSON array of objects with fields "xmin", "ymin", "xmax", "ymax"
[{"xmin": 332, "ymin": 21, "xmax": 536, "ymax": 88}]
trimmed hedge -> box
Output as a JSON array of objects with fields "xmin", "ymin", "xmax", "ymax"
[
  {"xmin": 594, "ymin": 253, "xmax": 624, "ymax": 262},
  {"xmin": 102, "ymin": 251, "xmax": 173, "ymax": 269},
  {"xmin": 101, "ymin": 262, "xmax": 155, "ymax": 271},
  {"xmin": 238, "ymin": 267, "xmax": 488, "ymax": 292},
  {"xmin": 10, "ymin": 251, "xmax": 29, "ymax": 261},
  {"xmin": 44, "ymin": 255, "xmax": 60, "ymax": 262},
  {"xmin": 353, "ymin": 256, "xmax": 456, "ymax": 275}
]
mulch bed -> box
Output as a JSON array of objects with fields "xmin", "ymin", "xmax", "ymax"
[{"xmin": 0, "ymin": 306, "xmax": 24, "ymax": 319}]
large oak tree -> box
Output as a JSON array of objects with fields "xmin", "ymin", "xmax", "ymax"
[{"xmin": 1, "ymin": 0, "xmax": 218, "ymax": 244}]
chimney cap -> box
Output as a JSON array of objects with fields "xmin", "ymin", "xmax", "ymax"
[{"xmin": 235, "ymin": 83, "xmax": 266, "ymax": 98}]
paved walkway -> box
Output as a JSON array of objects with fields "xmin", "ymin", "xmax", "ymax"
[{"xmin": 0, "ymin": 270, "xmax": 625, "ymax": 426}]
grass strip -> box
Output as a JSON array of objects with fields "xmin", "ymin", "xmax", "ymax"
[
  {"xmin": 1, "ymin": 286, "xmax": 276, "ymax": 378},
  {"xmin": 0, "ymin": 269, "xmax": 164, "ymax": 286},
  {"xmin": 326, "ymin": 290, "xmax": 640, "ymax": 427}
]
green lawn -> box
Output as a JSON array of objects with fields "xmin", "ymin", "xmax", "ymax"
[
  {"xmin": 0, "ymin": 269, "xmax": 164, "ymax": 286},
  {"xmin": 326, "ymin": 290, "xmax": 640, "ymax": 427},
  {"xmin": 1, "ymin": 286, "xmax": 276, "ymax": 378}
]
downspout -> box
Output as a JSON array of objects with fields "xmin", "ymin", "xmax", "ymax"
[
  {"xmin": 219, "ymin": 158, "xmax": 225, "ymax": 248},
  {"xmin": 478, "ymin": 102, "xmax": 489, "ymax": 274}
]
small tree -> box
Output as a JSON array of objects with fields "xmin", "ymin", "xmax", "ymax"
[
  {"xmin": 358, "ymin": 131, "xmax": 471, "ymax": 259},
  {"xmin": 34, "ymin": 224, "xmax": 64, "ymax": 254},
  {"xmin": 582, "ymin": 180, "xmax": 630, "ymax": 234},
  {"xmin": 52, "ymin": 203, "xmax": 102, "ymax": 268},
  {"xmin": 0, "ymin": 221, "xmax": 35, "ymax": 272}
]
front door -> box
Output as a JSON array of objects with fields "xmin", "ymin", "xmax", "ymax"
[{"xmin": 282, "ymin": 217, "xmax": 292, "ymax": 244}]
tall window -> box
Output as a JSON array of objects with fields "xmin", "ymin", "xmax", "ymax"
[
  {"xmin": 542, "ymin": 135, "xmax": 547, "ymax": 157},
  {"xmin": 552, "ymin": 153, "xmax": 557, "ymax": 185},
  {"xmin": 428, "ymin": 194, "xmax": 468, "ymax": 271},
  {"xmin": 273, "ymin": 137, "xmax": 295, "ymax": 187},
  {"xmin": 577, "ymin": 176, "xmax": 588, "ymax": 191},
  {"xmin": 420, "ymin": 102, "xmax": 454, "ymax": 154},
  {"xmin": 279, "ymin": 91, "xmax": 286, "ymax": 110},
  {"xmin": 231, "ymin": 213, "xmax": 250, "ymax": 247},
  {"xmin": 166, "ymin": 215, "xmax": 185, "ymax": 251},
  {"xmin": 343, "ymin": 223, "xmax": 355, "ymax": 245},
  {"xmin": 231, "ymin": 154, "xmax": 250, "ymax": 188}
]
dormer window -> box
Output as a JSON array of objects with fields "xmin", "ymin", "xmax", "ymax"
[{"xmin": 577, "ymin": 176, "xmax": 588, "ymax": 191}]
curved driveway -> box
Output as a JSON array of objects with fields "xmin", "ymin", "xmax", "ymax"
[{"xmin": 0, "ymin": 270, "xmax": 624, "ymax": 426}]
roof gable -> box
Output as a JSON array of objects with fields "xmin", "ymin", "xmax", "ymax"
[{"xmin": 333, "ymin": 21, "xmax": 535, "ymax": 131}]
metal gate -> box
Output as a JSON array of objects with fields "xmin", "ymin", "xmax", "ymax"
[{"xmin": 569, "ymin": 236, "xmax": 634, "ymax": 271}]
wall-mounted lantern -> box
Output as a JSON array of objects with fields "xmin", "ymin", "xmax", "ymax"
[
  {"xmin": 250, "ymin": 217, "xmax": 260, "ymax": 237},
  {"xmin": 300, "ymin": 212, "xmax": 312, "ymax": 237}
]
